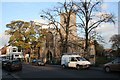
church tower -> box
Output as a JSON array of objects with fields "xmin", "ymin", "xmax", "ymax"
[{"xmin": 60, "ymin": 12, "xmax": 77, "ymax": 40}]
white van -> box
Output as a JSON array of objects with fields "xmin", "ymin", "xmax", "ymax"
[{"xmin": 61, "ymin": 54, "xmax": 91, "ymax": 69}]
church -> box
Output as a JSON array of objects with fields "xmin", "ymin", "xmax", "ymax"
[{"xmin": 30, "ymin": 12, "xmax": 96, "ymax": 64}]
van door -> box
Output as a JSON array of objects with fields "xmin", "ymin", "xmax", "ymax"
[{"xmin": 68, "ymin": 57, "xmax": 77, "ymax": 68}]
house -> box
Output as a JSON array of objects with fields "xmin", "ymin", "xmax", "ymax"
[{"xmin": 0, "ymin": 46, "xmax": 24, "ymax": 60}]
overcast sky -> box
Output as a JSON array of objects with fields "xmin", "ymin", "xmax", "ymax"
[{"xmin": 0, "ymin": 0, "xmax": 119, "ymax": 49}]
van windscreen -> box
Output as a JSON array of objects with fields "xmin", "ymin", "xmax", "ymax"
[{"xmin": 76, "ymin": 57, "xmax": 87, "ymax": 61}]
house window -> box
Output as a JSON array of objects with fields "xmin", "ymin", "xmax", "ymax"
[
  {"xmin": 13, "ymin": 48, "xmax": 17, "ymax": 52},
  {"xmin": 15, "ymin": 55, "xmax": 19, "ymax": 57},
  {"xmin": 18, "ymin": 48, "xmax": 21, "ymax": 52}
]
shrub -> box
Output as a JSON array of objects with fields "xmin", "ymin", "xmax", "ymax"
[{"xmin": 95, "ymin": 56, "xmax": 111, "ymax": 67}]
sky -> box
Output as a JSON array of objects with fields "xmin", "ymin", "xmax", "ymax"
[{"xmin": 0, "ymin": 0, "xmax": 119, "ymax": 49}]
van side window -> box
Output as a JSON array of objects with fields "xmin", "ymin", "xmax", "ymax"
[{"xmin": 71, "ymin": 57, "xmax": 77, "ymax": 61}]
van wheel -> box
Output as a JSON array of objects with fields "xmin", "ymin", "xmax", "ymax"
[
  {"xmin": 76, "ymin": 65, "xmax": 80, "ymax": 70},
  {"xmin": 62, "ymin": 64, "xmax": 66, "ymax": 69},
  {"xmin": 105, "ymin": 66, "xmax": 111, "ymax": 72},
  {"xmin": 86, "ymin": 67, "xmax": 90, "ymax": 70}
]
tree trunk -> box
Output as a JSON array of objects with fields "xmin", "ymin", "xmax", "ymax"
[
  {"xmin": 65, "ymin": 34, "xmax": 68, "ymax": 53},
  {"xmin": 85, "ymin": 26, "xmax": 89, "ymax": 55},
  {"xmin": 38, "ymin": 47, "xmax": 40, "ymax": 59}
]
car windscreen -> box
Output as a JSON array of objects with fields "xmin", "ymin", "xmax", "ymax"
[
  {"xmin": 37, "ymin": 60, "xmax": 42, "ymax": 62},
  {"xmin": 12, "ymin": 61, "xmax": 20, "ymax": 64},
  {"xmin": 76, "ymin": 57, "xmax": 87, "ymax": 61},
  {"xmin": 113, "ymin": 58, "xmax": 120, "ymax": 63}
]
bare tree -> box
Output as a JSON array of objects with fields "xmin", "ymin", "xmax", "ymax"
[
  {"xmin": 40, "ymin": 1, "xmax": 77, "ymax": 54},
  {"xmin": 75, "ymin": 0, "xmax": 115, "ymax": 54},
  {"xmin": 40, "ymin": 0, "xmax": 115, "ymax": 57}
]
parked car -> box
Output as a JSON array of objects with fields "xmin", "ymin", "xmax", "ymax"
[
  {"xmin": 103, "ymin": 57, "xmax": 120, "ymax": 72},
  {"xmin": 32, "ymin": 59, "xmax": 45, "ymax": 66},
  {"xmin": 61, "ymin": 54, "xmax": 91, "ymax": 69},
  {"xmin": 5, "ymin": 59, "xmax": 22, "ymax": 71}
]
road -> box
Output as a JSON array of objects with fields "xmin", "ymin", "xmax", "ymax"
[{"xmin": 2, "ymin": 63, "xmax": 120, "ymax": 80}]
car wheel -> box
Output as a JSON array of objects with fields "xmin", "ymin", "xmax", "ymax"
[
  {"xmin": 62, "ymin": 64, "xmax": 66, "ymax": 69},
  {"xmin": 105, "ymin": 66, "xmax": 111, "ymax": 72},
  {"xmin": 85, "ymin": 67, "xmax": 90, "ymax": 70},
  {"xmin": 76, "ymin": 65, "xmax": 80, "ymax": 70}
]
